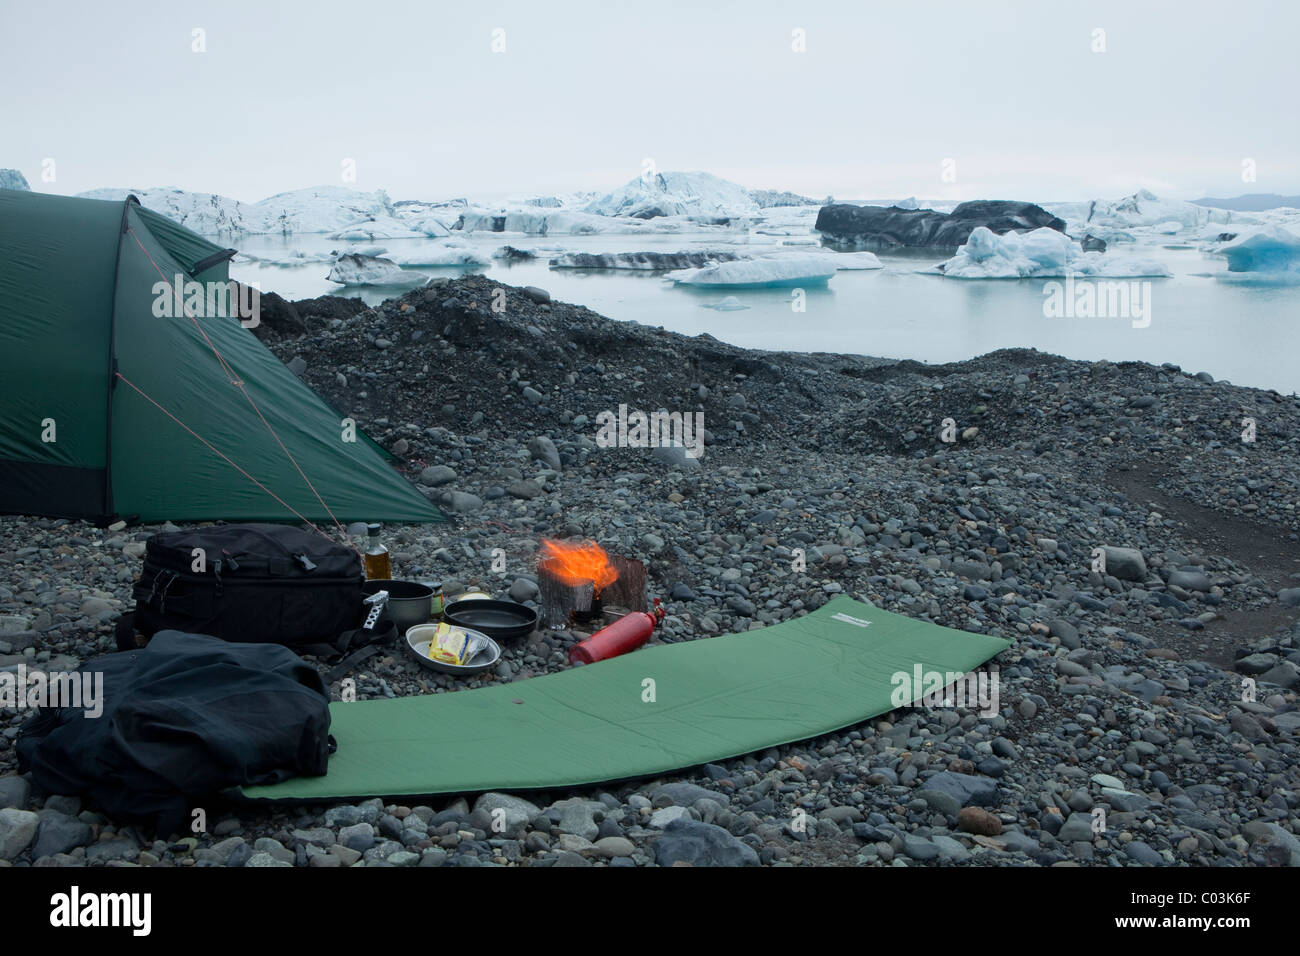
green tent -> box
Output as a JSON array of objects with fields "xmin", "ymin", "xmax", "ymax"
[{"xmin": 0, "ymin": 188, "xmax": 442, "ymax": 525}]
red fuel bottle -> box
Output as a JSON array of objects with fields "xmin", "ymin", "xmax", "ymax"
[{"xmin": 569, "ymin": 599, "xmax": 665, "ymax": 664}]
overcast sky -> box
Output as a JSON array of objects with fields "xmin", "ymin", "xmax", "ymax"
[{"xmin": 2, "ymin": 0, "xmax": 1295, "ymax": 204}]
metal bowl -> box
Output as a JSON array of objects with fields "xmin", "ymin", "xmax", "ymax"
[
  {"xmin": 362, "ymin": 579, "xmax": 433, "ymax": 635},
  {"xmin": 405, "ymin": 624, "xmax": 500, "ymax": 676}
]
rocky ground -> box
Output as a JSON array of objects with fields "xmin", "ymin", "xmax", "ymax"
[{"xmin": 1, "ymin": 274, "xmax": 1298, "ymax": 867}]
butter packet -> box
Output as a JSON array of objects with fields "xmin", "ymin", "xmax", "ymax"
[{"xmin": 426, "ymin": 622, "xmax": 487, "ymax": 666}]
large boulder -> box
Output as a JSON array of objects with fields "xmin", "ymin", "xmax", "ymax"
[{"xmin": 815, "ymin": 200, "xmax": 1065, "ymax": 251}]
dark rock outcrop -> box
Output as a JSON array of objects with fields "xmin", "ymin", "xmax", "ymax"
[
  {"xmin": 1080, "ymin": 233, "xmax": 1107, "ymax": 253},
  {"xmin": 251, "ymin": 291, "xmax": 363, "ymax": 343},
  {"xmin": 815, "ymin": 200, "xmax": 1066, "ymax": 251}
]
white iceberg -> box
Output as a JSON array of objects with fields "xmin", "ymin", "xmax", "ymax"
[
  {"xmin": 457, "ymin": 207, "xmax": 668, "ymax": 236},
  {"xmin": 78, "ymin": 184, "xmax": 399, "ymax": 237},
  {"xmin": 586, "ymin": 171, "xmax": 759, "ymax": 220},
  {"xmin": 255, "ymin": 186, "xmax": 396, "ymax": 235},
  {"xmin": 381, "ymin": 240, "xmax": 490, "ymax": 267},
  {"xmin": 806, "ymin": 250, "xmax": 883, "ymax": 270},
  {"xmin": 77, "ymin": 186, "xmax": 255, "ymax": 235},
  {"xmin": 327, "ymin": 253, "xmax": 424, "ymax": 286},
  {"xmin": 245, "ymin": 249, "xmax": 337, "ymax": 267},
  {"xmin": 703, "ymin": 295, "xmax": 750, "ymax": 311},
  {"xmin": 1046, "ymin": 189, "xmax": 1257, "ymax": 244},
  {"xmin": 668, "ymin": 253, "xmax": 838, "ymax": 288},
  {"xmin": 1, "ymin": 169, "xmax": 31, "ymax": 191},
  {"xmin": 936, "ymin": 227, "xmax": 1171, "ymax": 278},
  {"xmin": 329, "ymin": 215, "xmax": 429, "ymax": 241},
  {"xmin": 1216, "ymin": 225, "xmax": 1300, "ymax": 273}
]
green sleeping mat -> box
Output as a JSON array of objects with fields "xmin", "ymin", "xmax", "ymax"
[{"xmin": 241, "ymin": 596, "xmax": 1010, "ymax": 802}]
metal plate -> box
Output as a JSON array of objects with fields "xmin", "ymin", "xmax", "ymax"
[{"xmin": 405, "ymin": 624, "xmax": 501, "ymax": 676}]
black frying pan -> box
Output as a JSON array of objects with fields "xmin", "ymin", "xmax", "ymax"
[{"xmin": 442, "ymin": 599, "xmax": 538, "ymax": 641}]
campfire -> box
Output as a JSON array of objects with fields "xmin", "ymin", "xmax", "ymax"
[{"xmin": 538, "ymin": 539, "xmax": 646, "ymax": 628}]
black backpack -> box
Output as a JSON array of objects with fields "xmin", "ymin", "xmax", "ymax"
[
  {"xmin": 17, "ymin": 631, "xmax": 333, "ymax": 835},
  {"xmin": 124, "ymin": 524, "xmax": 365, "ymax": 651}
]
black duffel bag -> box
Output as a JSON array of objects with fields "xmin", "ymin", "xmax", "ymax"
[
  {"xmin": 18, "ymin": 631, "xmax": 334, "ymax": 834},
  {"xmin": 123, "ymin": 524, "xmax": 365, "ymax": 651}
]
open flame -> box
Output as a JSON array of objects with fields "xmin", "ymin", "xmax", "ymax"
[{"xmin": 540, "ymin": 539, "xmax": 619, "ymax": 594}]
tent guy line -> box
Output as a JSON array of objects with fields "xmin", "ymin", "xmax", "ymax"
[
  {"xmin": 112, "ymin": 371, "xmax": 340, "ymax": 544},
  {"xmin": 124, "ymin": 225, "xmax": 353, "ymax": 548}
]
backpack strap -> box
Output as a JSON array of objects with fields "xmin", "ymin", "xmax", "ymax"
[{"xmin": 314, "ymin": 618, "xmax": 398, "ymax": 682}]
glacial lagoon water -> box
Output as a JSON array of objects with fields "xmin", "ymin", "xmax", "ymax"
[{"xmin": 231, "ymin": 232, "xmax": 1300, "ymax": 395}]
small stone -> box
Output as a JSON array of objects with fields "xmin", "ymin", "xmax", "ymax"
[
  {"xmin": 650, "ymin": 806, "xmax": 692, "ymax": 828},
  {"xmin": 1102, "ymin": 547, "xmax": 1147, "ymax": 581},
  {"xmin": 957, "ymin": 807, "xmax": 1002, "ymax": 836},
  {"xmin": 0, "ymin": 808, "xmax": 39, "ymax": 860},
  {"xmin": 527, "ymin": 436, "xmax": 562, "ymax": 471},
  {"xmin": 339, "ymin": 823, "xmax": 376, "ymax": 852},
  {"xmin": 0, "ymin": 776, "xmax": 30, "ymax": 810},
  {"xmin": 419, "ymin": 465, "xmax": 457, "ymax": 487},
  {"xmin": 592, "ymin": 836, "xmax": 635, "ymax": 858}
]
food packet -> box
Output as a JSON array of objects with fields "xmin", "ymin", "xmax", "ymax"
[{"xmin": 426, "ymin": 622, "xmax": 488, "ymax": 666}]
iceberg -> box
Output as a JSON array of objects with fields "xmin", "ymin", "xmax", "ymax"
[
  {"xmin": 77, "ymin": 186, "xmax": 254, "ymax": 235},
  {"xmin": 816, "ymin": 200, "xmax": 1065, "ymax": 251},
  {"xmin": 811, "ymin": 250, "xmax": 883, "ymax": 270},
  {"xmin": 935, "ymin": 227, "xmax": 1171, "ymax": 278},
  {"xmin": 381, "ymin": 240, "xmax": 491, "ymax": 267},
  {"xmin": 1216, "ymin": 226, "xmax": 1300, "ymax": 273},
  {"xmin": 667, "ymin": 253, "xmax": 838, "ymax": 289},
  {"xmin": 253, "ymin": 186, "xmax": 395, "ymax": 235},
  {"xmin": 1046, "ymin": 189, "xmax": 1257, "ymax": 244},
  {"xmin": 456, "ymin": 207, "xmax": 668, "ymax": 235},
  {"xmin": 749, "ymin": 189, "xmax": 819, "ymax": 208},
  {"xmin": 492, "ymin": 244, "xmax": 566, "ymax": 261},
  {"xmin": 330, "ymin": 215, "xmax": 430, "ymax": 241},
  {"xmin": 327, "ymin": 253, "xmax": 424, "ymax": 286},
  {"xmin": 703, "ymin": 295, "xmax": 750, "ymax": 311},
  {"xmin": 77, "ymin": 184, "xmax": 399, "ymax": 237},
  {"xmin": 0, "ymin": 169, "xmax": 30, "ymax": 191},
  {"xmin": 549, "ymin": 251, "xmax": 746, "ymax": 270},
  {"xmin": 243, "ymin": 249, "xmax": 337, "ymax": 267},
  {"xmin": 585, "ymin": 171, "xmax": 759, "ymax": 220}
]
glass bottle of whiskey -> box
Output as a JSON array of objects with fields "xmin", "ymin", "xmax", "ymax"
[{"xmin": 363, "ymin": 523, "xmax": 392, "ymax": 580}]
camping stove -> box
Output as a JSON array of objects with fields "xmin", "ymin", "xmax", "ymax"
[{"xmin": 537, "ymin": 539, "xmax": 646, "ymax": 630}]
